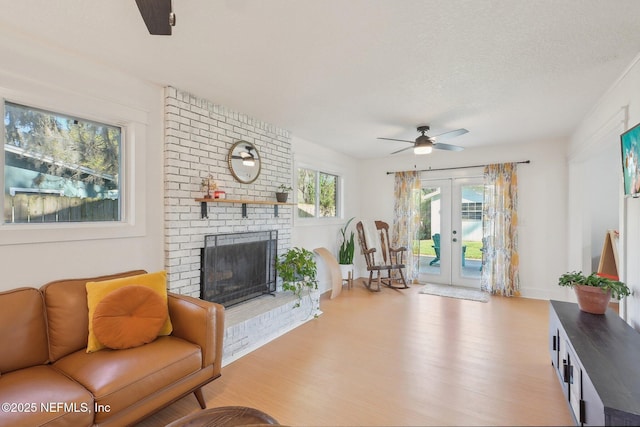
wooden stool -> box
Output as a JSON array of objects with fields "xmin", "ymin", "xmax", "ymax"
[{"xmin": 166, "ymin": 406, "xmax": 279, "ymax": 427}]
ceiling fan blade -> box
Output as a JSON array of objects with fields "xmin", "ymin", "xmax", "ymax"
[
  {"xmin": 390, "ymin": 146, "xmax": 414, "ymax": 155},
  {"xmin": 433, "ymin": 143, "xmax": 464, "ymax": 152},
  {"xmin": 135, "ymin": 0, "xmax": 173, "ymax": 35},
  {"xmin": 377, "ymin": 137, "xmax": 415, "ymax": 144},
  {"xmin": 433, "ymin": 128, "xmax": 469, "ymax": 141}
]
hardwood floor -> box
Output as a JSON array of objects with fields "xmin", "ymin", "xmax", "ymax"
[{"xmin": 138, "ymin": 281, "xmax": 573, "ymax": 426}]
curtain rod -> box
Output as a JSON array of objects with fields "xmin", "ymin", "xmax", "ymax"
[{"xmin": 385, "ymin": 160, "xmax": 531, "ymax": 175}]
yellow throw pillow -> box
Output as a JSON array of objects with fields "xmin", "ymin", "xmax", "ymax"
[{"xmin": 86, "ymin": 271, "xmax": 172, "ymax": 353}]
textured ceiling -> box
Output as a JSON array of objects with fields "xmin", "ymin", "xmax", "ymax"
[{"xmin": 2, "ymin": 0, "xmax": 640, "ymax": 158}]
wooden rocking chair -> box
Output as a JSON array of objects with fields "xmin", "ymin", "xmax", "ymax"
[{"xmin": 356, "ymin": 220, "xmax": 409, "ymax": 291}]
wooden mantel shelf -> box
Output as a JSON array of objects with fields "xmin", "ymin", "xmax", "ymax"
[
  {"xmin": 195, "ymin": 198, "xmax": 294, "ymax": 219},
  {"xmin": 195, "ymin": 198, "xmax": 294, "ymax": 205}
]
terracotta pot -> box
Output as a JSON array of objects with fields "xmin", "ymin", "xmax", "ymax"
[{"xmin": 574, "ymin": 284, "xmax": 611, "ymax": 315}]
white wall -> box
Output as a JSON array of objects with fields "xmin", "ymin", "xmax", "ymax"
[
  {"xmin": 291, "ymin": 136, "xmax": 361, "ymax": 293},
  {"xmin": 569, "ymin": 53, "xmax": 640, "ymax": 328},
  {"xmin": 0, "ymin": 28, "xmax": 164, "ymax": 290},
  {"xmin": 567, "ymin": 139, "xmax": 621, "ymax": 274},
  {"xmin": 358, "ymin": 138, "xmax": 569, "ymax": 299}
]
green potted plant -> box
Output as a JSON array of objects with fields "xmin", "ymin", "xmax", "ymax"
[
  {"xmin": 338, "ymin": 217, "xmax": 355, "ymax": 282},
  {"xmin": 275, "ymin": 184, "xmax": 292, "ymax": 203},
  {"xmin": 276, "ymin": 247, "xmax": 319, "ymax": 313},
  {"xmin": 558, "ymin": 271, "xmax": 631, "ymax": 314}
]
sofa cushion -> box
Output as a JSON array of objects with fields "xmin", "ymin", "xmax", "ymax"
[
  {"xmin": 86, "ymin": 271, "xmax": 173, "ymax": 353},
  {"xmin": 0, "ymin": 365, "xmax": 94, "ymax": 427},
  {"xmin": 41, "ymin": 270, "xmax": 147, "ymax": 362},
  {"xmin": 93, "ymin": 285, "xmax": 167, "ymax": 349},
  {"xmin": 53, "ymin": 335, "xmax": 202, "ymax": 424},
  {"xmin": 0, "ymin": 288, "xmax": 48, "ymax": 373}
]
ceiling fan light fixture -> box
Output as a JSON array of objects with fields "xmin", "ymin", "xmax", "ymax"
[
  {"xmin": 414, "ymin": 135, "xmax": 433, "ymax": 154},
  {"xmin": 414, "ymin": 144, "xmax": 433, "ymax": 155}
]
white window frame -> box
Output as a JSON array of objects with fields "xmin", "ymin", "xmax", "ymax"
[
  {"xmin": 0, "ymin": 85, "xmax": 147, "ymax": 246},
  {"xmin": 295, "ymin": 161, "xmax": 344, "ymax": 225}
]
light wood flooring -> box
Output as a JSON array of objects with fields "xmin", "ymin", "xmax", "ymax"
[{"xmin": 137, "ymin": 281, "xmax": 573, "ymax": 426}]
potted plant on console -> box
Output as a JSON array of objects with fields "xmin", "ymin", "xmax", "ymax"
[
  {"xmin": 338, "ymin": 217, "xmax": 356, "ymax": 285},
  {"xmin": 558, "ymin": 271, "xmax": 631, "ymax": 314},
  {"xmin": 276, "ymin": 247, "xmax": 319, "ymax": 316},
  {"xmin": 275, "ymin": 184, "xmax": 292, "ymax": 203}
]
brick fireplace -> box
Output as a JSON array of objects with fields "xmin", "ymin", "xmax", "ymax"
[{"xmin": 164, "ymin": 87, "xmax": 313, "ymax": 364}]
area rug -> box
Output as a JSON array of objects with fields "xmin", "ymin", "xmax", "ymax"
[{"xmin": 418, "ymin": 283, "xmax": 489, "ymax": 303}]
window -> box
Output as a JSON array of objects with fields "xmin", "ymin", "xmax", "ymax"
[
  {"xmin": 4, "ymin": 101, "xmax": 121, "ymax": 224},
  {"xmin": 297, "ymin": 167, "xmax": 338, "ymax": 218},
  {"xmin": 461, "ymin": 202, "xmax": 482, "ymax": 220}
]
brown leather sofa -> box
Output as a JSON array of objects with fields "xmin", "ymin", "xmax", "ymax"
[{"xmin": 0, "ymin": 270, "xmax": 225, "ymax": 427}]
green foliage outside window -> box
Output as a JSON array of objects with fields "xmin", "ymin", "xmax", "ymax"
[
  {"xmin": 297, "ymin": 167, "xmax": 338, "ymax": 218},
  {"xmin": 319, "ymin": 173, "xmax": 336, "ymax": 216}
]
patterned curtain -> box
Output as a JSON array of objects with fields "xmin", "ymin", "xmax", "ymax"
[
  {"xmin": 393, "ymin": 171, "xmax": 421, "ymax": 283},
  {"xmin": 481, "ymin": 163, "xmax": 520, "ymax": 296}
]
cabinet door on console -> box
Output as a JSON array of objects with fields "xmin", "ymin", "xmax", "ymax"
[
  {"xmin": 549, "ymin": 309, "xmax": 562, "ymax": 372},
  {"xmin": 550, "ymin": 308, "xmax": 570, "ymax": 398},
  {"xmin": 565, "ymin": 346, "xmax": 582, "ymax": 425},
  {"xmin": 581, "ymin": 371, "xmax": 604, "ymax": 426}
]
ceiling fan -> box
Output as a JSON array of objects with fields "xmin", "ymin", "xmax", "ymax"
[
  {"xmin": 135, "ymin": 0, "xmax": 176, "ymax": 35},
  {"xmin": 379, "ymin": 125, "xmax": 468, "ymax": 155}
]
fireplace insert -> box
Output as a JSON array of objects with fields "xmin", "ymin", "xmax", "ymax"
[{"xmin": 201, "ymin": 230, "xmax": 277, "ymax": 307}]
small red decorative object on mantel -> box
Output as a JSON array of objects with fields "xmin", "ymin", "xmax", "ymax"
[{"xmin": 214, "ymin": 190, "xmax": 226, "ymax": 199}]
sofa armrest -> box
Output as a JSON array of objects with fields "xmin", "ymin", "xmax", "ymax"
[{"xmin": 167, "ymin": 293, "xmax": 224, "ymax": 372}]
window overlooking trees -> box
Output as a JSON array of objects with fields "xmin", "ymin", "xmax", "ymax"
[
  {"xmin": 3, "ymin": 101, "xmax": 122, "ymax": 223},
  {"xmin": 297, "ymin": 167, "xmax": 338, "ymax": 218}
]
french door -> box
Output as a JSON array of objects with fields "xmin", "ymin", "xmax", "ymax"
[{"xmin": 418, "ymin": 177, "xmax": 484, "ymax": 288}]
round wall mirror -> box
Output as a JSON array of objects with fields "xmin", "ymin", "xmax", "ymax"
[{"xmin": 228, "ymin": 140, "xmax": 261, "ymax": 184}]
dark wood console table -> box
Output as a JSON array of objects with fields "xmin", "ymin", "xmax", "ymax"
[{"xmin": 549, "ymin": 300, "xmax": 640, "ymax": 426}]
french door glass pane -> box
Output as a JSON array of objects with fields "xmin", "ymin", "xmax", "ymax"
[
  {"xmin": 419, "ymin": 186, "xmax": 441, "ymax": 275},
  {"xmin": 460, "ymin": 184, "xmax": 483, "ymax": 279}
]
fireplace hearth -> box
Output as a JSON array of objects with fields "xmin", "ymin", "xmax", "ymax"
[{"xmin": 201, "ymin": 230, "xmax": 277, "ymax": 307}]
